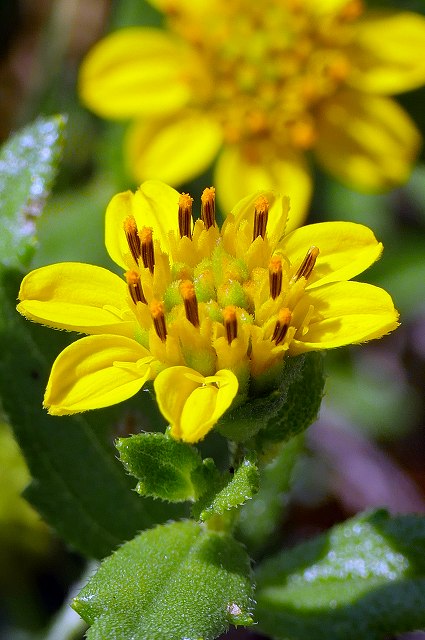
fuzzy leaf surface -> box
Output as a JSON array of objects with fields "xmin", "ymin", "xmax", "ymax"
[
  {"xmin": 217, "ymin": 353, "xmax": 324, "ymax": 445},
  {"xmin": 192, "ymin": 456, "xmax": 259, "ymax": 522},
  {"xmin": 116, "ymin": 432, "xmax": 210, "ymax": 502},
  {"xmin": 73, "ymin": 520, "xmax": 254, "ymax": 639},
  {"xmin": 255, "ymin": 510, "xmax": 425, "ymax": 640},
  {"xmin": 0, "ymin": 116, "xmax": 65, "ymax": 268}
]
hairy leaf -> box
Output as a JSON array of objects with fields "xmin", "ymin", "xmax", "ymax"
[
  {"xmin": 255, "ymin": 510, "xmax": 425, "ymax": 640},
  {"xmin": 73, "ymin": 520, "xmax": 254, "ymax": 639},
  {"xmin": 192, "ymin": 456, "xmax": 259, "ymax": 522},
  {"xmin": 217, "ymin": 353, "xmax": 324, "ymax": 446},
  {"xmin": 0, "ymin": 116, "xmax": 65, "ymax": 269},
  {"xmin": 116, "ymin": 432, "xmax": 209, "ymax": 502}
]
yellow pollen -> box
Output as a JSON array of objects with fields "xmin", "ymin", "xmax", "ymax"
[
  {"xmin": 124, "ymin": 215, "xmax": 141, "ymax": 264},
  {"xmin": 269, "ymin": 256, "xmax": 283, "ymax": 299},
  {"xmin": 201, "ymin": 187, "xmax": 216, "ymax": 229},
  {"xmin": 125, "ymin": 270, "xmax": 146, "ymax": 305},
  {"xmin": 139, "ymin": 226, "xmax": 155, "ymax": 274},
  {"xmin": 178, "ymin": 193, "xmax": 193, "ymax": 239},
  {"xmin": 293, "ymin": 246, "xmax": 319, "ymax": 282},
  {"xmin": 272, "ymin": 308, "xmax": 292, "ymax": 346},
  {"xmin": 253, "ymin": 196, "xmax": 269, "ymax": 241},
  {"xmin": 223, "ymin": 305, "xmax": 238, "ymax": 345},
  {"xmin": 180, "ymin": 280, "xmax": 200, "ymax": 328},
  {"xmin": 150, "ymin": 300, "xmax": 167, "ymax": 342}
]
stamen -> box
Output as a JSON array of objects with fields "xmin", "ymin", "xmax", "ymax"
[
  {"xmin": 272, "ymin": 308, "xmax": 292, "ymax": 346},
  {"xmin": 139, "ymin": 227, "xmax": 155, "ymax": 274},
  {"xmin": 124, "ymin": 216, "xmax": 141, "ymax": 264},
  {"xmin": 253, "ymin": 196, "xmax": 269, "ymax": 241},
  {"xmin": 178, "ymin": 193, "xmax": 193, "ymax": 239},
  {"xmin": 125, "ymin": 270, "xmax": 146, "ymax": 305},
  {"xmin": 269, "ymin": 256, "xmax": 283, "ymax": 299},
  {"xmin": 223, "ymin": 305, "xmax": 238, "ymax": 344},
  {"xmin": 293, "ymin": 246, "xmax": 319, "ymax": 281},
  {"xmin": 180, "ymin": 280, "xmax": 200, "ymax": 328},
  {"xmin": 150, "ymin": 300, "xmax": 167, "ymax": 342},
  {"xmin": 201, "ymin": 187, "xmax": 216, "ymax": 229}
]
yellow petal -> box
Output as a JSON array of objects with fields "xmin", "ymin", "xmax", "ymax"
[
  {"xmin": 105, "ymin": 181, "xmax": 181, "ymax": 269},
  {"xmin": 146, "ymin": 0, "xmax": 208, "ymax": 17},
  {"xmin": 79, "ymin": 28, "xmax": 191, "ymax": 119},
  {"xmin": 280, "ymin": 221, "xmax": 382, "ymax": 287},
  {"xmin": 154, "ymin": 366, "xmax": 238, "ymax": 443},
  {"xmin": 215, "ymin": 145, "xmax": 311, "ymax": 233},
  {"xmin": 126, "ymin": 112, "xmax": 222, "ymax": 186},
  {"xmin": 290, "ymin": 281, "xmax": 399, "ymax": 353},
  {"xmin": 223, "ymin": 189, "xmax": 290, "ymax": 248},
  {"xmin": 316, "ymin": 90, "xmax": 421, "ymax": 192},
  {"xmin": 349, "ymin": 12, "xmax": 425, "ymax": 94},
  {"xmin": 44, "ymin": 335, "xmax": 154, "ymax": 415},
  {"xmin": 17, "ymin": 263, "xmax": 135, "ymax": 336}
]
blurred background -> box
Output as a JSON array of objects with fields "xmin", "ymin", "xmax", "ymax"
[{"xmin": 1, "ymin": 1, "xmax": 425, "ymax": 638}]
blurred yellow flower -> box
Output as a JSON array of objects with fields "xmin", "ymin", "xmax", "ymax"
[
  {"xmin": 79, "ymin": 0, "xmax": 425, "ymax": 225},
  {"xmin": 18, "ymin": 181, "xmax": 398, "ymax": 442}
]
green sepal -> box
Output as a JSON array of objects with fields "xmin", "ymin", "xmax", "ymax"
[
  {"xmin": 217, "ymin": 353, "xmax": 325, "ymax": 445},
  {"xmin": 116, "ymin": 432, "xmax": 217, "ymax": 502},
  {"xmin": 73, "ymin": 520, "xmax": 254, "ymax": 639},
  {"xmin": 192, "ymin": 455, "xmax": 259, "ymax": 522},
  {"xmin": 0, "ymin": 115, "xmax": 66, "ymax": 269},
  {"xmin": 255, "ymin": 509, "xmax": 425, "ymax": 640}
]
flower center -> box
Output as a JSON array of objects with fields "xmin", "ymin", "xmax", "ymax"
[
  {"xmin": 121, "ymin": 188, "xmax": 319, "ymax": 382},
  {"xmin": 167, "ymin": 0, "xmax": 363, "ymax": 150}
]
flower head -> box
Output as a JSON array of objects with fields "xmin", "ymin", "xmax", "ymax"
[
  {"xmin": 17, "ymin": 180, "xmax": 398, "ymax": 442},
  {"xmin": 79, "ymin": 1, "xmax": 425, "ymax": 224}
]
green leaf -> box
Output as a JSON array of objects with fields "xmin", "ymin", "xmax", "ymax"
[
  {"xmin": 0, "ymin": 115, "xmax": 65, "ymax": 269},
  {"xmin": 217, "ymin": 353, "xmax": 324, "ymax": 446},
  {"xmin": 73, "ymin": 520, "xmax": 254, "ymax": 639},
  {"xmin": 192, "ymin": 456, "xmax": 259, "ymax": 522},
  {"xmin": 237, "ymin": 435, "xmax": 304, "ymax": 553},
  {"xmin": 255, "ymin": 510, "xmax": 425, "ymax": 640},
  {"xmin": 0, "ymin": 270, "xmax": 180, "ymax": 559},
  {"xmin": 116, "ymin": 432, "xmax": 210, "ymax": 502}
]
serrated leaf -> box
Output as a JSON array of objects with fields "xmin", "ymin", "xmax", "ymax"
[
  {"xmin": 192, "ymin": 457, "xmax": 259, "ymax": 522},
  {"xmin": 237, "ymin": 435, "xmax": 304, "ymax": 553},
  {"xmin": 0, "ymin": 270, "xmax": 180, "ymax": 559},
  {"xmin": 217, "ymin": 353, "xmax": 324, "ymax": 446},
  {"xmin": 73, "ymin": 520, "xmax": 254, "ymax": 639},
  {"xmin": 117, "ymin": 432, "xmax": 208, "ymax": 502},
  {"xmin": 0, "ymin": 115, "xmax": 65, "ymax": 269},
  {"xmin": 255, "ymin": 510, "xmax": 425, "ymax": 640}
]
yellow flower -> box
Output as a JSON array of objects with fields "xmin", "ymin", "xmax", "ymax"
[
  {"xmin": 79, "ymin": 0, "xmax": 425, "ymax": 225},
  {"xmin": 17, "ymin": 180, "xmax": 398, "ymax": 442}
]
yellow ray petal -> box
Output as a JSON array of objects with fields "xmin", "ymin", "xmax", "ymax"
[
  {"xmin": 44, "ymin": 335, "xmax": 154, "ymax": 415},
  {"xmin": 290, "ymin": 281, "xmax": 399, "ymax": 353},
  {"xmin": 79, "ymin": 28, "xmax": 191, "ymax": 119},
  {"xmin": 215, "ymin": 145, "xmax": 311, "ymax": 233},
  {"xmin": 105, "ymin": 181, "xmax": 181, "ymax": 269},
  {"xmin": 349, "ymin": 12, "xmax": 425, "ymax": 94},
  {"xmin": 222, "ymin": 189, "xmax": 290, "ymax": 249},
  {"xmin": 316, "ymin": 90, "xmax": 421, "ymax": 192},
  {"xmin": 280, "ymin": 221, "xmax": 382, "ymax": 287},
  {"xmin": 17, "ymin": 263, "xmax": 135, "ymax": 336},
  {"xmin": 154, "ymin": 366, "xmax": 238, "ymax": 442},
  {"xmin": 126, "ymin": 112, "xmax": 222, "ymax": 186}
]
